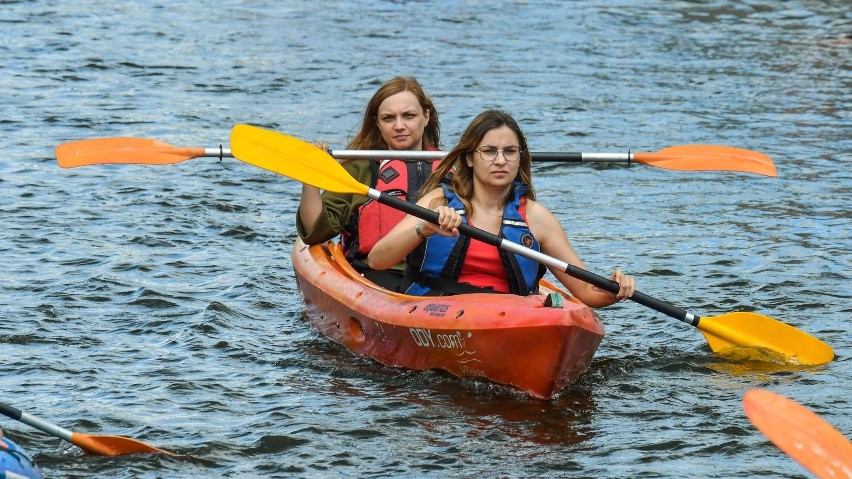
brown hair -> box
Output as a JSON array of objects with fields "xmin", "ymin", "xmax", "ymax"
[
  {"xmin": 418, "ymin": 110, "xmax": 534, "ymax": 215},
  {"xmin": 348, "ymin": 76, "xmax": 441, "ymax": 150}
]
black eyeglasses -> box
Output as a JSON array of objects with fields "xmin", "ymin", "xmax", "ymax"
[{"xmin": 474, "ymin": 145, "xmax": 523, "ymax": 163}]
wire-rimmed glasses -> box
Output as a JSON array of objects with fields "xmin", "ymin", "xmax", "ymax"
[{"xmin": 474, "ymin": 145, "xmax": 523, "ymax": 163}]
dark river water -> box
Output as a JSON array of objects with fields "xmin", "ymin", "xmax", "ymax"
[{"xmin": 1, "ymin": 1, "xmax": 849, "ymax": 478}]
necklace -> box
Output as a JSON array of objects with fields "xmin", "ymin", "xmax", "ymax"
[
  {"xmin": 472, "ymin": 201, "xmax": 504, "ymax": 218},
  {"xmin": 478, "ymin": 209, "xmax": 503, "ymax": 217}
]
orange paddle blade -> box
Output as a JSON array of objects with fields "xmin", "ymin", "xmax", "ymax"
[
  {"xmin": 744, "ymin": 389, "xmax": 852, "ymax": 479},
  {"xmin": 56, "ymin": 137, "xmax": 206, "ymax": 168},
  {"xmin": 635, "ymin": 145, "xmax": 777, "ymax": 177},
  {"xmin": 71, "ymin": 432, "xmax": 173, "ymax": 456},
  {"xmin": 0, "ymin": 400, "xmax": 172, "ymax": 457}
]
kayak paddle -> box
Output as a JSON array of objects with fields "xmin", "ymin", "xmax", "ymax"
[
  {"xmin": 332, "ymin": 145, "xmax": 778, "ymax": 177},
  {"xmin": 0, "ymin": 401, "xmax": 172, "ymax": 456},
  {"xmin": 743, "ymin": 389, "xmax": 852, "ymax": 479},
  {"xmin": 55, "ymin": 137, "xmax": 778, "ymax": 177},
  {"xmin": 229, "ymin": 123, "xmax": 832, "ymax": 365}
]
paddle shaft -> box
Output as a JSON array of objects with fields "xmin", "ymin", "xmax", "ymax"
[
  {"xmin": 372, "ymin": 190, "xmax": 699, "ymax": 325},
  {"xmin": 177, "ymin": 148, "xmax": 636, "ymax": 163},
  {"xmin": 56, "ymin": 135, "xmax": 778, "ymax": 176},
  {"xmin": 331, "ymin": 150, "xmax": 636, "ymax": 163},
  {"xmin": 0, "ymin": 402, "xmax": 73, "ymax": 441}
]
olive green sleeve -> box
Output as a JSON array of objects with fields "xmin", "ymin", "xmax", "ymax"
[{"xmin": 296, "ymin": 160, "xmax": 373, "ymax": 245}]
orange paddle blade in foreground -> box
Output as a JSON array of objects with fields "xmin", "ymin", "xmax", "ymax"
[{"xmin": 743, "ymin": 389, "xmax": 852, "ymax": 479}]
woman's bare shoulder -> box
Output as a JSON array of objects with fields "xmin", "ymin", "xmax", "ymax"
[
  {"xmin": 524, "ymin": 198, "xmax": 555, "ymax": 219},
  {"xmin": 419, "ymin": 187, "xmax": 446, "ymax": 201}
]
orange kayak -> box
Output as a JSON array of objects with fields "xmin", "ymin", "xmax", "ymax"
[{"xmin": 292, "ymin": 239, "xmax": 605, "ymax": 399}]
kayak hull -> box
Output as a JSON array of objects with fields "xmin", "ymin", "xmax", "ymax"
[{"xmin": 292, "ymin": 239, "xmax": 605, "ymax": 399}]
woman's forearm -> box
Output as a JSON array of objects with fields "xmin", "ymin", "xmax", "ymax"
[
  {"xmin": 298, "ymin": 184, "xmax": 324, "ymax": 235},
  {"xmin": 367, "ymin": 218, "xmax": 424, "ymax": 270}
]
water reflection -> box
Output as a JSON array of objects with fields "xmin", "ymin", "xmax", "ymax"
[
  {"xmin": 706, "ymin": 348, "xmax": 830, "ymax": 377},
  {"xmin": 3, "ymin": 0, "xmax": 851, "ymax": 477},
  {"xmin": 396, "ymin": 379, "xmax": 598, "ymax": 448}
]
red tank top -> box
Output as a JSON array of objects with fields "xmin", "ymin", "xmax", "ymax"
[{"xmin": 457, "ymin": 220, "xmax": 510, "ymax": 293}]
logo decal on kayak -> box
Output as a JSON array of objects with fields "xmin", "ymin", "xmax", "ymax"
[
  {"xmin": 423, "ymin": 303, "xmax": 449, "ymax": 317},
  {"xmin": 521, "ymin": 233, "xmax": 534, "ymax": 248},
  {"xmin": 409, "ymin": 328, "xmax": 465, "ymax": 349}
]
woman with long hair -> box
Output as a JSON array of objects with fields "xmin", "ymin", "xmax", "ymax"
[
  {"xmin": 297, "ymin": 76, "xmax": 441, "ymax": 289},
  {"xmin": 368, "ymin": 110, "xmax": 635, "ymax": 306}
]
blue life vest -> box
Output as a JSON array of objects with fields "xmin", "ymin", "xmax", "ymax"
[
  {"xmin": 402, "ymin": 182, "xmax": 545, "ymax": 296},
  {"xmin": 0, "ymin": 437, "xmax": 43, "ymax": 479}
]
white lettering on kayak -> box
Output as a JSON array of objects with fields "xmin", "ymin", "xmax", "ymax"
[
  {"xmin": 458, "ymin": 364, "xmax": 486, "ymax": 377},
  {"xmin": 409, "ymin": 328, "xmax": 435, "ymax": 347},
  {"xmin": 436, "ymin": 332, "xmax": 464, "ymax": 349},
  {"xmin": 409, "ymin": 329, "xmax": 465, "ymax": 349}
]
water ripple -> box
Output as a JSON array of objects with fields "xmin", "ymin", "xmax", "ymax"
[{"xmin": 1, "ymin": 1, "xmax": 849, "ymax": 478}]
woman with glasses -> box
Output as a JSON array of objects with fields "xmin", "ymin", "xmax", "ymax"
[
  {"xmin": 368, "ymin": 110, "xmax": 635, "ymax": 305},
  {"xmin": 297, "ymin": 76, "xmax": 441, "ymax": 290}
]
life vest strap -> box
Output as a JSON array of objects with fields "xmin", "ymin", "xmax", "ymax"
[{"xmin": 403, "ymin": 269, "xmax": 504, "ymax": 296}]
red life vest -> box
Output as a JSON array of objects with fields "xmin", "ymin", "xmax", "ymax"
[{"xmin": 342, "ymin": 150, "xmax": 441, "ymax": 262}]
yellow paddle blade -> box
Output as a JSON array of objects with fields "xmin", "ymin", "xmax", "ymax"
[
  {"xmin": 71, "ymin": 432, "xmax": 173, "ymax": 456},
  {"xmin": 744, "ymin": 389, "xmax": 852, "ymax": 479},
  {"xmin": 635, "ymin": 145, "xmax": 778, "ymax": 178},
  {"xmin": 230, "ymin": 124, "xmax": 369, "ymax": 195},
  {"xmin": 697, "ymin": 312, "xmax": 834, "ymax": 365},
  {"xmin": 56, "ymin": 137, "xmax": 206, "ymax": 168}
]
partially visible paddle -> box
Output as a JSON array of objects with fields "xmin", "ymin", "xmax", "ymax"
[
  {"xmin": 0, "ymin": 401, "xmax": 172, "ymax": 456},
  {"xmin": 743, "ymin": 389, "xmax": 852, "ymax": 479},
  {"xmin": 333, "ymin": 145, "xmax": 778, "ymax": 177},
  {"xmin": 55, "ymin": 137, "xmax": 226, "ymax": 168},
  {"xmin": 229, "ymin": 123, "xmax": 831, "ymax": 365},
  {"xmin": 54, "ymin": 137, "xmax": 778, "ymax": 177}
]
